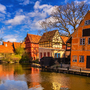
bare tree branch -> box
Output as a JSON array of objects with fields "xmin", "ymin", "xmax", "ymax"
[{"xmin": 39, "ymin": 1, "xmax": 89, "ymax": 36}]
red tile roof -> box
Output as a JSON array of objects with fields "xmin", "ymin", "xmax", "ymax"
[
  {"xmin": 0, "ymin": 42, "xmax": 14, "ymax": 53},
  {"xmin": 27, "ymin": 34, "xmax": 41, "ymax": 43},
  {"xmin": 39, "ymin": 30, "xmax": 58, "ymax": 43},
  {"xmin": 0, "ymin": 41, "xmax": 25, "ymax": 53}
]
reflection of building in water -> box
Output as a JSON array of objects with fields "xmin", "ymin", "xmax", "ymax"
[
  {"xmin": 0, "ymin": 65, "xmax": 14, "ymax": 80},
  {"xmin": 27, "ymin": 67, "xmax": 42, "ymax": 89},
  {"xmin": 52, "ymin": 82, "xmax": 61, "ymax": 90}
]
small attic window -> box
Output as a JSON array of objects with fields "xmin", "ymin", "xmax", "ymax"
[
  {"xmin": 5, "ymin": 44, "xmax": 7, "ymax": 47},
  {"xmin": 85, "ymin": 20, "xmax": 90, "ymax": 25}
]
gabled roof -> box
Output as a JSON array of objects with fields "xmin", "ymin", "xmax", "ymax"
[
  {"xmin": 61, "ymin": 36, "xmax": 69, "ymax": 44},
  {"xmin": 39, "ymin": 30, "xmax": 58, "ymax": 43},
  {"xmin": 27, "ymin": 34, "xmax": 41, "ymax": 43}
]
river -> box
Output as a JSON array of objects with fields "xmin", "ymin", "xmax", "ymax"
[{"xmin": 0, "ymin": 64, "xmax": 90, "ymax": 90}]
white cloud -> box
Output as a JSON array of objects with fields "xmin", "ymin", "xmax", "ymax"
[
  {"xmin": 4, "ymin": 1, "xmax": 57, "ymax": 31},
  {"xmin": 19, "ymin": 0, "xmax": 34, "ymax": 5},
  {"xmin": 65, "ymin": 0, "xmax": 68, "ymax": 3},
  {"xmin": 6, "ymin": 4, "xmax": 13, "ymax": 7},
  {"xmin": 4, "ymin": 35, "xmax": 18, "ymax": 42},
  {"xmin": 0, "ymin": 13, "xmax": 5, "ymax": 21},
  {"xmin": 8, "ymin": 26, "xmax": 12, "ymax": 29},
  {"xmin": 0, "ymin": 4, "xmax": 6, "ymax": 13},
  {"xmin": 74, "ymin": 0, "xmax": 87, "ymax": 4},
  {"xmin": 34, "ymin": 1, "xmax": 40, "ymax": 9},
  {"xmin": 5, "ymin": 15, "xmax": 26, "ymax": 25},
  {"xmin": 34, "ymin": 1, "xmax": 53, "ymax": 15},
  {"xmin": 25, "ymin": 1, "xmax": 58, "ymax": 30},
  {"xmin": 0, "ymin": 27, "xmax": 5, "ymax": 34},
  {"xmin": 14, "ymin": 30, "xmax": 20, "ymax": 34},
  {"xmin": 28, "ymin": 10, "xmax": 46, "ymax": 18},
  {"xmin": 7, "ymin": 38, "xmax": 17, "ymax": 42}
]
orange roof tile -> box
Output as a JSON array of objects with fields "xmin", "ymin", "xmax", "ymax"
[
  {"xmin": 21, "ymin": 42, "xmax": 25, "ymax": 48},
  {"xmin": 13, "ymin": 42, "xmax": 25, "ymax": 49},
  {"xmin": 0, "ymin": 41, "xmax": 14, "ymax": 53},
  {"xmin": 3, "ymin": 41, "xmax": 13, "ymax": 46},
  {"xmin": 61, "ymin": 36, "xmax": 69, "ymax": 44},
  {"xmin": 27, "ymin": 34, "xmax": 41, "ymax": 43}
]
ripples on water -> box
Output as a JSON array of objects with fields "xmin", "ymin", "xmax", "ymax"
[{"xmin": 0, "ymin": 64, "xmax": 90, "ymax": 90}]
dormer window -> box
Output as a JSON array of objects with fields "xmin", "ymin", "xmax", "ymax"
[
  {"xmin": 5, "ymin": 44, "xmax": 7, "ymax": 47},
  {"xmin": 85, "ymin": 20, "xmax": 90, "ymax": 25}
]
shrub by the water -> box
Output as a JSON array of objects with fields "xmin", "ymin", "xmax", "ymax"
[{"xmin": 19, "ymin": 53, "xmax": 33, "ymax": 63}]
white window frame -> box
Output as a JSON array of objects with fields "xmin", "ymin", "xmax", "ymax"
[
  {"xmin": 72, "ymin": 55, "xmax": 77, "ymax": 62},
  {"xmin": 80, "ymin": 38, "xmax": 85, "ymax": 45},
  {"xmin": 79, "ymin": 56, "xmax": 84, "ymax": 62}
]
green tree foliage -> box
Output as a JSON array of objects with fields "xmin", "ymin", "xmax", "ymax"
[
  {"xmin": 15, "ymin": 47, "xmax": 24, "ymax": 55},
  {"xmin": 19, "ymin": 52, "xmax": 33, "ymax": 63}
]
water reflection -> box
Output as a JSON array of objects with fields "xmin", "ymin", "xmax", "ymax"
[
  {"xmin": 26, "ymin": 67, "xmax": 43, "ymax": 90},
  {"xmin": 0, "ymin": 64, "xmax": 90, "ymax": 90}
]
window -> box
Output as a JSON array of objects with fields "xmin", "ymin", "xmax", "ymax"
[
  {"xmin": 40, "ymin": 53, "xmax": 42, "ymax": 59},
  {"xmin": 72, "ymin": 55, "xmax": 77, "ymax": 62},
  {"xmin": 88, "ymin": 38, "xmax": 90, "ymax": 44},
  {"xmin": 47, "ymin": 52, "xmax": 50, "ymax": 57},
  {"xmin": 55, "ymin": 53, "xmax": 57, "ymax": 58},
  {"xmin": 83, "ymin": 28, "xmax": 90, "ymax": 36},
  {"xmin": 80, "ymin": 38, "xmax": 85, "ymax": 45},
  {"xmin": 54, "ymin": 53, "xmax": 60, "ymax": 58},
  {"xmin": 58, "ymin": 53, "xmax": 60, "ymax": 58},
  {"xmin": 85, "ymin": 20, "xmax": 90, "ymax": 25},
  {"xmin": 44, "ymin": 52, "xmax": 46, "ymax": 57},
  {"xmin": 79, "ymin": 56, "xmax": 84, "ymax": 62}
]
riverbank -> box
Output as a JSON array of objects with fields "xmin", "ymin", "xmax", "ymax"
[{"xmin": 31, "ymin": 63, "xmax": 90, "ymax": 77}]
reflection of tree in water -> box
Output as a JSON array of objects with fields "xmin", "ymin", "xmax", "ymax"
[
  {"xmin": 21, "ymin": 64, "xmax": 31, "ymax": 70},
  {"xmin": 14, "ymin": 64, "xmax": 24, "ymax": 75}
]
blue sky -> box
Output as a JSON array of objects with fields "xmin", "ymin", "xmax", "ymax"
[{"xmin": 0, "ymin": 0, "xmax": 89, "ymax": 42}]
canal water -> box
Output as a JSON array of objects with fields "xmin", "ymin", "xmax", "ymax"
[{"xmin": 0, "ymin": 64, "xmax": 90, "ymax": 90}]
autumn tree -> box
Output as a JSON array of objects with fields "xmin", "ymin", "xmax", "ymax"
[{"xmin": 39, "ymin": 1, "xmax": 89, "ymax": 36}]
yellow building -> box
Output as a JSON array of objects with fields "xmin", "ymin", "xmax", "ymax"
[{"xmin": 39, "ymin": 30, "xmax": 68, "ymax": 59}]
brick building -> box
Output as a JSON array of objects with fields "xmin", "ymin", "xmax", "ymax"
[
  {"xmin": 25, "ymin": 34, "xmax": 41, "ymax": 60},
  {"xmin": 68, "ymin": 11, "xmax": 90, "ymax": 70}
]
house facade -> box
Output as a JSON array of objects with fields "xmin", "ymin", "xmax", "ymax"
[
  {"xmin": 39, "ymin": 30, "xmax": 68, "ymax": 59},
  {"xmin": 25, "ymin": 34, "xmax": 41, "ymax": 60},
  {"xmin": 71, "ymin": 11, "xmax": 90, "ymax": 70}
]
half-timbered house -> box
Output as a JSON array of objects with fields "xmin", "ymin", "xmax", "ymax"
[
  {"xmin": 39, "ymin": 30, "xmax": 68, "ymax": 59},
  {"xmin": 67, "ymin": 11, "xmax": 90, "ymax": 70}
]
